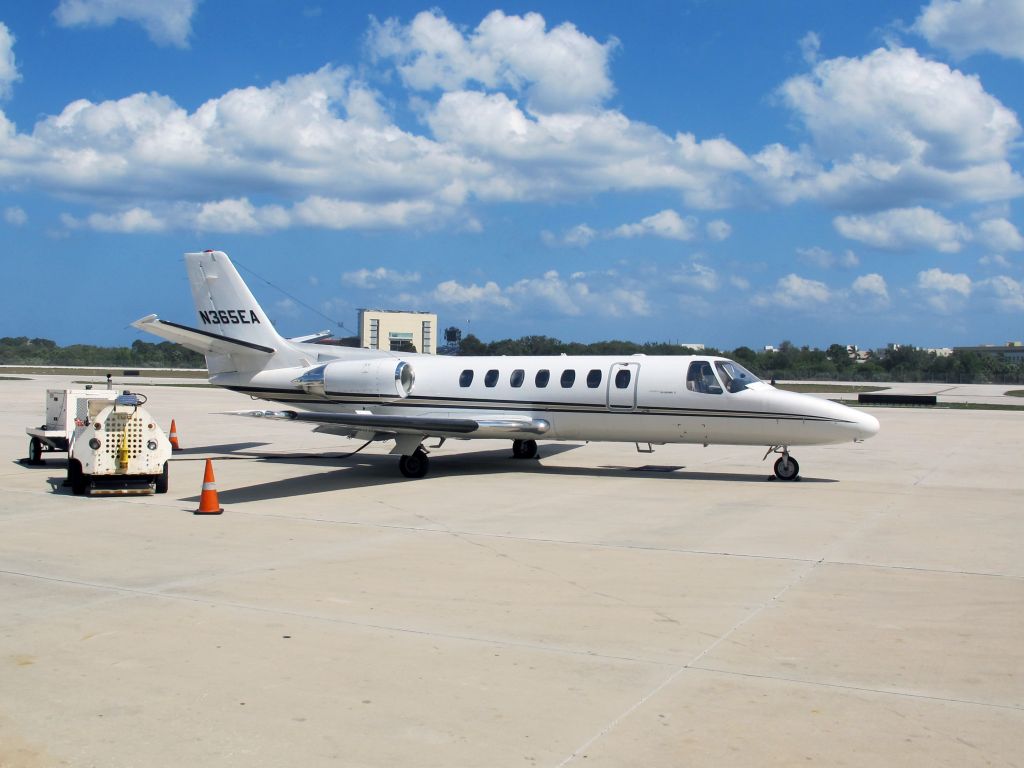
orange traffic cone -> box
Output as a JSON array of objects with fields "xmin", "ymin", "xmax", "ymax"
[
  {"xmin": 168, "ymin": 419, "xmax": 182, "ymax": 452},
  {"xmin": 194, "ymin": 459, "xmax": 224, "ymax": 515}
]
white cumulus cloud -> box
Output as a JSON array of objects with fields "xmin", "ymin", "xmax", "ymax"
[
  {"xmin": 613, "ymin": 209, "xmax": 697, "ymax": 241},
  {"xmin": 706, "ymin": 219, "xmax": 732, "ymax": 241},
  {"xmin": 914, "ymin": 0, "xmax": 1024, "ymax": 61},
  {"xmin": 768, "ymin": 45, "xmax": 1023, "ymax": 206},
  {"xmin": 342, "ymin": 267, "xmax": 421, "ymax": 289},
  {"xmin": 980, "ymin": 275, "xmax": 1024, "ymax": 311},
  {"xmin": 369, "ymin": 10, "xmax": 617, "ymax": 114},
  {"xmin": 977, "ymin": 218, "xmax": 1024, "ymax": 252},
  {"xmin": 917, "ymin": 267, "xmax": 972, "ymax": 312},
  {"xmin": 851, "ymin": 273, "xmax": 890, "ymax": 303},
  {"xmin": 3, "ymin": 205, "xmax": 26, "ymax": 225},
  {"xmin": 54, "ymin": 0, "xmax": 201, "ymax": 48},
  {"xmin": 834, "ymin": 207, "xmax": 969, "ymax": 252},
  {"xmin": 754, "ymin": 273, "xmax": 831, "ymax": 309},
  {"xmin": 796, "ymin": 246, "xmax": 859, "ymax": 269},
  {"xmin": 0, "ymin": 22, "xmax": 19, "ymax": 99}
]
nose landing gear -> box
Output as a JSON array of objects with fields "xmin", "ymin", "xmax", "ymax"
[{"xmin": 764, "ymin": 446, "xmax": 800, "ymax": 481}]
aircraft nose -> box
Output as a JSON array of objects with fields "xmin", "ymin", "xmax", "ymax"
[{"xmin": 853, "ymin": 409, "xmax": 880, "ymax": 440}]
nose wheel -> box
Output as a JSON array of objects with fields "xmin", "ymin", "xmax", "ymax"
[{"xmin": 765, "ymin": 446, "xmax": 800, "ymax": 481}]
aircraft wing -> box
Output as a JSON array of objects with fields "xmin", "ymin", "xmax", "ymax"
[
  {"xmin": 231, "ymin": 409, "xmax": 550, "ymax": 438},
  {"xmin": 132, "ymin": 314, "xmax": 275, "ymax": 356}
]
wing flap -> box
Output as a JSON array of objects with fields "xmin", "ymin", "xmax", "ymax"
[{"xmin": 230, "ymin": 410, "xmax": 551, "ymax": 437}]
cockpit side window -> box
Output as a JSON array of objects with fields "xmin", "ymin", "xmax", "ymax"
[
  {"xmin": 714, "ymin": 360, "xmax": 760, "ymax": 393},
  {"xmin": 685, "ymin": 361, "xmax": 723, "ymax": 394}
]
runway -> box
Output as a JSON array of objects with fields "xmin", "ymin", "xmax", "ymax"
[{"xmin": 2, "ymin": 375, "xmax": 1022, "ymax": 766}]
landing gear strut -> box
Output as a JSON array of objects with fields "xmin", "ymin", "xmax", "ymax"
[
  {"xmin": 512, "ymin": 439, "xmax": 538, "ymax": 459},
  {"xmin": 399, "ymin": 447, "xmax": 430, "ymax": 478},
  {"xmin": 765, "ymin": 446, "xmax": 800, "ymax": 481}
]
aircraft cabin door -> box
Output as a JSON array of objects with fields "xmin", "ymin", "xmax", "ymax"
[{"xmin": 607, "ymin": 362, "xmax": 640, "ymax": 410}]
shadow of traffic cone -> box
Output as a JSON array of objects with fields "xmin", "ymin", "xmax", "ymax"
[
  {"xmin": 168, "ymin": 419, "xmax": 182, "ymax": 452},
  {"xmin": 194, "ymin": 459, "xmax": 224, "ymax": 515}
]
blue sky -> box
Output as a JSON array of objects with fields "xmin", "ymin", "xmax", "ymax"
[{"xmin": 1, "ymin": 0, "xmax": 1023, "ymax": 350}]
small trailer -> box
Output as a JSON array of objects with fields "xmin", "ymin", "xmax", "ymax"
[
  {"xmin": 65, "ymin": 392, "xmax": 173, "ymax": 496},
  {"xmin": 26, "ymin": 388, "xmax": 119, "ymax": 464}
]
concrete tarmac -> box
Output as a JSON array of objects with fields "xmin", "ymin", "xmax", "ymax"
[{"xmin": 1, "ymin": 375, "xmax": 1022, "ymax": 767}]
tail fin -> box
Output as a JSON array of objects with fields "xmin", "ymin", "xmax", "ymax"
[
  {"xmin": 133, "ymin": 250, "xmax": 302, "ymax": 374},
  {"xmin": 185, "ymin": 250, "xmax": 287, "ymax": 352}
]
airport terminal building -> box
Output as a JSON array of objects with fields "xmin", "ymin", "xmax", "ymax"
[{"xmin": 358, "ymin": 308, "xmax": 437, "ymax": 354}]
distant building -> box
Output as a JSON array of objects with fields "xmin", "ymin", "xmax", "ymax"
[
  {"xmin": 679, "ymin": 343, "xmax": 705, "ymax": 351},
  {"xmin": 953, "ymin": 342, "xmax": 1024, "ymax": 363},
  {"xmin": 763, "ymin": 345, "xmax": 776, "ymax": 353},
  {"xmin": 923, "ymin": 347, "xmax": 954, "ymax": 357},
  {"xmin": 358, "ymin": 309, "xmax": 438, "ymax": 354},
  {"xmin": 845, "ymin": 345, "xmax": 871, "ymax": 363}
]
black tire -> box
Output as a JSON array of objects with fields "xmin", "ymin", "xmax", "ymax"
[
  {"xmin": 28, "ymin": 437, "xmax": 43, "ymax": 465},
  {"xmin": 155, "ymin": 462, "xmax": 169, "ymax": 494},
  {"xmin": 399, "ymin": 450, "xmax": 429, "ymax": 479},
  {"xmin": 774, "ymin": 455, "xmax": 800, "ymax": 481},
  {"xmin": 512, "ymin": 439, "xmax": 538, "ymax": 459},
  {"xmin": 68, "ymin": 460, "xmax": 89, "ymax": 495}
]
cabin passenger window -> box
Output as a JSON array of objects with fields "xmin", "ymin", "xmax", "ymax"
[
  {"xmin": 484, "ymin": 369, "xmax": 499, "ymax": 387},
  {"xmin": 586, "ymin": 369, "xmax": 602, "ymax": 388},
  {"xmin": 615, "ymin": 369, "xmax": 631, "ymax": 389},
  {"xmin": 685, "ymin": 361, "xmax": 722, "ymax": 394},
  {"xmin": 510, "ymin": 369, "xmax": 525, "ymax": 388},
  {"xmin": 459, "ymin": 369, "xmax": 474, "ymax": 387},
  {"xmin": 560, "ymin": 369, "xmax": 576, "ymax": 388},
  {"xmin": 535, "ymin": 369, "xmax": 550, "ymax": 387}
]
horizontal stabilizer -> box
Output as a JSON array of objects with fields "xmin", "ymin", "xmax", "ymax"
[{"xmin": 132, "ymin": 315, "xmax": 275, "ymax": 356}]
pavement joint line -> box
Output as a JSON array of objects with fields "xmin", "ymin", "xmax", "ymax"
[
  {"xmin": 689, "ymin": 665, "xmax": 1024, "ymax": 712},
  {"xmin": 555, "ymin": 556, "xmax": 827, "ymax": 767},
  {"xmin": 179, "ymin": 510, "xmax": 1024, "ymax": 582},
  {"xmin": 0, "ymin": 568, "xmax": 672, "ymax": 667}
]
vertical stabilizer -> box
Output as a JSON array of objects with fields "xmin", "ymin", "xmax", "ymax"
[{"xmin": 185, "ymin": 250, "xmax": 287, "ymax": 352}]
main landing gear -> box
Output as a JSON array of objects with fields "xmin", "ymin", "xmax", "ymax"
[
  {"xmin": 399, "ymin": 447, "xmax": 429, "ymax": 479},
  {"xmin": 512, "ymin": 439, "xmax": 538, "ymax": 459},
  {"xmin": 765, "ymin": 446, "xmax": 800, "ymax": 481}
]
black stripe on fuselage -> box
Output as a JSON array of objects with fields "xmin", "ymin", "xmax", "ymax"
[{"xmin": 224, "ymin": 385, "xmax": 853, "ymax": 424}]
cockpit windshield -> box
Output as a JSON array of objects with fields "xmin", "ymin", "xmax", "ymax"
[{"xmin": 714, "ymin": 360, "xmax": 760, "ymax": 393}]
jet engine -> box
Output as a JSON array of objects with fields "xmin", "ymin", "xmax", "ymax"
[{"xmin": 293, "ymin": 359, "xmax": 415, "ymax": 399}]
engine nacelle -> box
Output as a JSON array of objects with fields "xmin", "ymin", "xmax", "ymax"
[{"xmin": 294, "ymin": 359, "xmax": 415, "ymax": 400}]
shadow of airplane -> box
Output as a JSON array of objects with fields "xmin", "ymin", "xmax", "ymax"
[{"xmin": 179, "ymin": 444, "xmax": 836, "ymax": 504}]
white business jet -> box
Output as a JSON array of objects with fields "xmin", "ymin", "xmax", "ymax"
[{"xmin": 133, "ymin": 250, "xmax": 879, "ymax": 480}]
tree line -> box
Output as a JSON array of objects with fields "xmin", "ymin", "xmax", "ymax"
[{"xmin": 0, "ymin": 337, "xmax": 205, "ymax": 368}]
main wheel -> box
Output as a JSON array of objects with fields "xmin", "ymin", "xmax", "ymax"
[
  {"xmin": 512, "ymin": 439, "xmax": 538, "ymax": 459},
  {"xmin": 399, "ymin": 449, "xmax": 429, "ymax": 479},
  {"xmin": 28, "ymin": 437, "xmax": 43, "ymax": 465},
  {"xmin": 155, "ymin": 462, "xmax": 169, "ymax": 494},
  {"xmin": 774, "ymin": 455, "xmax": 800, "ymax": 481}
]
